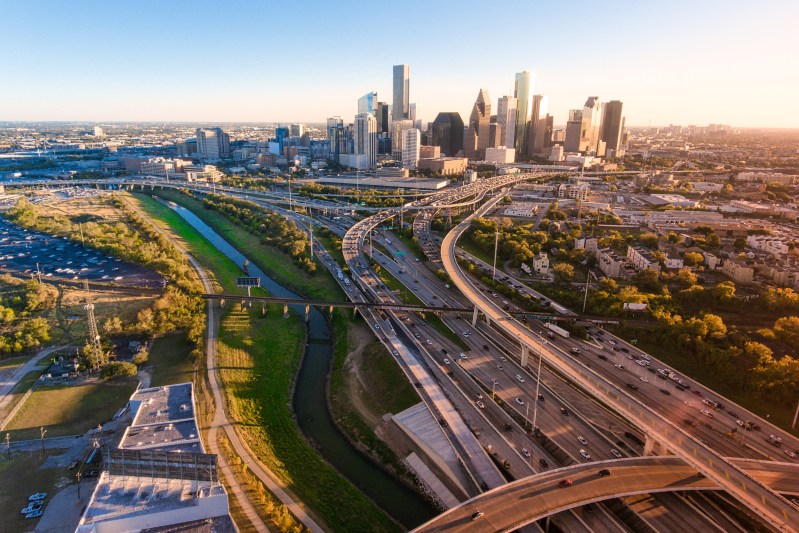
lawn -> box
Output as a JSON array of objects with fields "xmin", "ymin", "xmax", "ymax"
[
  {"xmin": 0, "ymin": 450, "xmax": 69, "ymax": 533},
  {"xmin": 217, "ymin": 306, "xmax": 398, "ymax": 532},
  {"xmin": 5, "ymin": 380, "xmax": 138, "ymax": 440},
  {"xmin": 147, "ymin": 333, "xmax": 195, "ymax": 387},
  {"xmin": 142, "ymin": 189, "xmax": 343, "ymax": 301}
]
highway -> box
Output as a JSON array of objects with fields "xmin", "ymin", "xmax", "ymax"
[
  {"xmin": 413, "ymin": 456, "xmax": 799, "ymax": 532},
  {"xmin": 441, "ymin": 192, "xmax": 799, "ymax": 531}
]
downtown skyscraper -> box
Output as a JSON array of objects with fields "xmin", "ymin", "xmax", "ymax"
[
  {"xmin": 466, "ymin": 89, "xmax": 491, "ymax": 161},
  {"xmin": 392, "ymin": 64, "xmax": 410, "ymax": 121},
  {"xmin": 513, "ymin": 71, "xmax": 533, "ymax": 157},
  {"xmin": 496, "ymin": 96, "xmax": 518, "ymax": 149},
  {"xmin": 600, "ymin": 100, "xmax": 625, "ymax": 154}
]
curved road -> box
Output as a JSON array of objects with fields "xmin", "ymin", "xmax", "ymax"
[{"xmin": 414, "ymin": 456, "xmax": 799, "ymax": 532}]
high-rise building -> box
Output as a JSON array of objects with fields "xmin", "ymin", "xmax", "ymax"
[
  {"xmin": 526, "ymin": 94, "xmax": 546, "ymax": 155},
  {"xmin": 580, "ymin": 97, "xmax": 602, "ymax": 154},
  {"xmin": 275, "ymin": 127, "xmax": 289, "ymax": 154},
  {"xmin": 564, "ymin": 110, "xmax": 583, "ymax": 153},
  {"xmin": 600, "ymin": 100, "xmax": 624, "ymax": 153},
  {"xmin": 466, "ymin": 89, "xmax": 491, "ymax": 161},
  {"xmin": 430, "ymin": 112, "xmax": 464, "ymax": 157},
  {"xmin": 289, "ymin": 124, "xmax": 304, "ymax": 137},
  {"xmin": 391, "ymin": 119, "xmax": 415, "ymax": 160},
  {"xmin": 392, "ymin": 64, "xmax": 410, "ymax": 121},
  {"xmin": 354, "ymin": 113, "xmax": 377, "ymax": 169},
  {"xmin": 534, "ymin": 114, "xmax": 554, "ymax": 154},
  {"xmin": 196, "ymin": 128, "xmax": 231, "ymax": 161},
  {"xmin": 93, "ymin": 126, "xmax": 104, "ymax": 137},
  {"xmin": 376, "ymin": 101, "xmax": 391, "ymax": 134},
  {"xmin": 513, "ymin": 71, "xmax": 533, "ymax": 156},
  {"xmin": 402, "ymin": 128, "xmax": 421, "ymax": 168},
  {"xmin": 327, "ymin": 117, "xmax": 345, "ymax": 162},
  {"xmin": 496, "ymin": 96, "xmax": 518, "ymax": 149},
  {"xmin": 358, "ymin": 92, "xmax": 377, "ymax": 115}
]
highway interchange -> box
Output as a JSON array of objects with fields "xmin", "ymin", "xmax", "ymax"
[{"xmin": 7, "ymin": 175, "xmax": 799, "ymax": 531}]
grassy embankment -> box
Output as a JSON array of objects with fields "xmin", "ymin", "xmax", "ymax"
[{"xmin": 131, "ymin": 193, "xmax": 400, "ymax": 532}]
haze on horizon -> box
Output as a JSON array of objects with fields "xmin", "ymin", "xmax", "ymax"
[{"xmin": 0, "ymin": 0, "xmax": 796, "ymax": 128}]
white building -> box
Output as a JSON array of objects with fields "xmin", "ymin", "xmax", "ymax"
[
  {"xmin": 484, "ymin": 147, "xmax": 515, "ymax": 164},
  {"xmin": 196, "ymin": 128, "xmax": 231, "ymax": 162},
  {"xmin": 93, "ymin": 126, "xmax": 104, "ymax": 137},
  {"xmin": 504, "ymin": 202, "xmax": 539, "ymax": 218},
  {"xmin": 746, "ymin": 235, "xmax": 790, "ymax": 257},
  {"xmin": 574, "ymin": 237, "xmax": 598, "ymax": 253},
  {"xmin": 549, "ymin": 145, "xmax": 564, "ymax": 162},
  {"xmin": 557, "ymin": 182, "xmax": 590, "ymax": 201},
  {"xmin": 533, "ymin": 252, "xmax": 550, "ymax": 275},
  {"xmin": 402, "ymin": 128, "xmax": 421, "ymax": 169},
  {"xmin": 354, "ymin": 112, "xmax": 377, "ymax": 169},
  {"xmin": 596, "ymin": 248, "xmax": 623, "ymax": 278},
  {"xmin": 627, "ymin": 246, "xmax": 661, "ymax": 273}
]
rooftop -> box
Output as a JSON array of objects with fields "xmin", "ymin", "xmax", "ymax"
[
  {"xmin": 120, "ymin": 419, "xmax": 202, "ymax": 452},
  {"xmin": 130, "ymin": 383, "xmax": 195, "ymax": 428}
]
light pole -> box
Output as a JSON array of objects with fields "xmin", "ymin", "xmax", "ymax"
[
  {"xmin": 532, "ymin": 346, "xmax": 544, "ymax": 431},
  {"xmin": 582, "ymin": 270, "xmax": 595, "ymax": 313},
  {"xmin": 39, "ymin": 426, "xmax": 47, "ymax": 455},
  {"xmin": 492, "ymin": 230, "xmax": 499, "ymax": 281}
]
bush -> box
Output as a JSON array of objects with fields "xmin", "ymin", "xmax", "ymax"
[{"xmin": 101, "ymin": 361, "xmax": 138, "ymax": 379}]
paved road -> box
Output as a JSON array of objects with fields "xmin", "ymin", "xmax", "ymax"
[
  {"xmin": 0, "ymin": 343, "xmax": 68, "ymax": 428},
  {"xmin": 441, "ymin": 194, "xmax": 799, "ymax": 532},
  {"xmin": 413, "ymin": 456, "xmax": 799, "ymax": 532}
]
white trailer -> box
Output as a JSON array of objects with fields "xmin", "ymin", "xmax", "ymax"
[{"xmin": 544, "ymin": 323, "xmax": 570, "ymax": 338}]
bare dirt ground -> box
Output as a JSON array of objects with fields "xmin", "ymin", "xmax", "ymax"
[{"xmin": 342, "ymin": 322, "xmax": 384, "ymax": 428}]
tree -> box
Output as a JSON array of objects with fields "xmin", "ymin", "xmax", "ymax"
[
  {"xmin": 101, "ymin": 361, "xmax": 137, "ymax": 379},
  {"xmin": 673, "ymin": 268, "xmax": 698, "ymax": 288},
  {"xmin": 710, "ymin": 281, "xmax": 736, "ymax": 303},
  {"xmin": 734, "ymin": 237, "xmax": 746, "ymax": 250},
  {"xmin": 552, "ymin": 263, "xmax": 574, "ymax": 283},
  {"xmin": 705, "ymin": 233, "xmax": 721, "ymax": 249},
  {"xmin": 632, "ymin": 269, "xmax": 661, "ymax": 293},
  {"xmin": 639, "ymin": 233, "xmax": 659, "ymax": 249},
  {"xmin": 666, "ymin": 232, "xmax": 682, "ymax": 244},
  {"xmin": 683, "ymin": 252, "xmax": 704, "ymax": 267},
  {"xmin": 102, "ymin": 316, "xmax": 123, "ymax": 335},
  {"xmin": 773, "ymin": 316, "xmax": 799, "ymax": 352}
]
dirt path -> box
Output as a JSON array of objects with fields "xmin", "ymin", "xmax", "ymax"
[{"xmin": 344, "ymin": 322, "xmax": 383, "ymax": 427}]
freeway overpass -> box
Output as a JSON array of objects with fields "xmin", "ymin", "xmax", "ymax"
[
  {"xmin": 413, "ymin": 456, "xmax": 799, "ymax": 532},
  {"xmin": 441, "ymin": 194, "xmax": 799, "ymax": 531}
]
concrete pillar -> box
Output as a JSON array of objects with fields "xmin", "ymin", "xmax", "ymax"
[
  {"xmin": 329, "ymin": 305, "xmax": 334, "ymax": 317},
  {"xmin": 220, "ymin": 298, "xmax": 225, "ymax": 308},
  {"xmin": 471, "ymin": 306, "xmax": 479, "ymax": 327},
  {"xmin": 520, "ymin": 344, "xmax": 529, "ymax": 367},
  {"xmin": 305, "ymin": 304, "xmax": 310, "ymax": 322},
  {"xmin": 283, "ymin": 304, "xmax": 289, "ymax": 317},
  {"xmin": 484, "ymin": 314, "xmax": 491, "ymax": 327},
  {"xmin": 261, "ymin": 303, "xmax": 266, "ymax": 316},
  {"xmin": 241, "ymin": 299, "xmax": 246, "ymax": 311}
]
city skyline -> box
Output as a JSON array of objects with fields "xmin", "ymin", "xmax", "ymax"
[{"xmin": 0, "ymin": 0, "xmax": 797, "ymax": 127}]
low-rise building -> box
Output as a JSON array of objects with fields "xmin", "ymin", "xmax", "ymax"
[
  {"xmin": 626, "ymin": 246, "xmax": 661, "ymax": 273},
  {"xmin": 504, "ymin": 202, "xmax": 538, "ymax": 218},
  {"xmin": 557, "ymin": 182, "xmax": 590, "ymax": 201},
  {"xmin": 596, "ymin": 248, "xmax": 623, "ymax": 278},
  {"xmin": 746, "ymin": 235, "xmax": 790, "ymax": 258},
  {"xmin": 574, "ymin": 237, "xmax": 598, "ymax": 254},
  {"xmin": 533, "ymin": 252, "xmax": 550, "ymax": 275},
  {"xmin": 484, "ymin": 147, "xmax": 515, "ymax": 164},
  {"xmin": 721, "ymin": 259, "xmax": 754, "ymax": 284},
  {"xmin": 664, "ymin": 253, "xmax": 684, "ymax": 270},
  {"xmin": 417, "ymin": 157, "xmax": 468, "ymax": 175}
]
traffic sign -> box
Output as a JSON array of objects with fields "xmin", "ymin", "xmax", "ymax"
[
  {"xmin": 236, "ymin": 277, "xmax": 261, "ymax": 287},
  {"xmin": 393, "ymin": 251, "xmax": 406, "ymax": 256}
]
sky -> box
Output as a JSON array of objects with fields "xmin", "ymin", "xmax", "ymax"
[{"xmin": 1, "ymin": 0, "xmax": 797, "ymax": 128}]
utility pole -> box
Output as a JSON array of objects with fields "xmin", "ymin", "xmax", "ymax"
[
  {"xmin": 309, "ymin": 224, "xmax": 314, "ymax": 260},
  {"xmin": 492, "ymin": 230, "xmax": 499, "ymax": 281},
  {"xmin": 5, "ymin": 432, "xmax": 10, "ymax": 459},
  {"xmin": 582, "ymin": 271, "xmax": 593, "ymax": 313},
  {"xmin": 793, "ymin": 399, "xmax": 799, "ymax": 429},
  {"xmin": 532, "ymin": 349, "xmax": 543, "ymax": 431},
  {"xmin": 84, "ymin": 279, "xmax": 103, "ymax": 370},
  {"xmin": 79, "ymin": 222, "xmax": 85, "ymax": 247},
  {"xmin": 39, "ymin": 426, "xmax": 47, "ymax": 455}
]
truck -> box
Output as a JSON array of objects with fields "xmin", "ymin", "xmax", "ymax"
[{"xmin": 544, "ymin": 323, "xmax": 570, "ymax": 338}]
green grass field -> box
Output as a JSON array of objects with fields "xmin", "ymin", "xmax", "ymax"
[
  {"xmin": 5, "ymin": 380, "xmax": 138, "ymax": 440},
  {"xmin": 0, "ymin": 450, "xmax": 69, "ymax": 533},
  {"xmin": 147, "ymin": 333, "xmax": 195, "ymax": 387}
]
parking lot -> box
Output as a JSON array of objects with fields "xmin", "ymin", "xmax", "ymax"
[{"xmin": 0, "ymin": 218, "xmax": 164, "ymax": 288}]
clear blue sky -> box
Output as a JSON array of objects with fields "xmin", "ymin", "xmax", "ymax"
[{"xmin": 1, "ymin": 0, "xmax": 797, "ymax": 127}]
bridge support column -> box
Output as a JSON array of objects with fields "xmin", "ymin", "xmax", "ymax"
[
  {"xmin": 520, "ymin": 344, "xmax": 529, "ymax": 367},
  {"xmin": 305, "ymin": 304, "xmax": 310, "ymax": 322},
  {"xmin": 471, "ymin": 306, "xmax": 479, "ymax": 327},
  {"xmin": 283, "ymin": 304, "xmax": 289, "ymax": 318},
  {"xmin": 220, "ymin": 298, "xmax": 225, "ymax": 308},
  {"xmin": 261, "ymin": 303, "xmax": 266, "ymax": 316},
  {"xmin": 643, "ymin": 436, "xmax": 665, "ymax": 456},
  {"xmin": 241, "ymin": 299, "xmax": 246, "ymax": 311},
  {"xmin": 484, "ymin": 314, "xmax": 491, "ymax": 326},
  {"xmin": 329, "ymin": 305, "xmax": 334, "ymax": 318}
]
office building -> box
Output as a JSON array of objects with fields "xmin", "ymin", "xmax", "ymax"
[
  {"xmin": 290, "ymin": 123, "xmax": 304, "ymax": 137},
  {"xmin": 354, "ymin": 112, "xmax": 377, "ymax": 169},
  {"xmin": 496, "ymin": 96, "xmax": 517, "ymax": 149},
  {"xmin": 534, "ymin": 114, "xmax": 554, "ymax": 155},
  {"xmin": 465, "ymin": 89, "xmax": 491, "ymax": 161},
  {"xmin": 564, "ymin": 110, "xmax": 582, "ymax": 153},
  {"xmin": 93, "ymin": 126, "xmax": 104, "ymax": 137},
  {"xmin": 419, "ymin": 145, "xmax": 440, "ymax": 159},
  {"xmin": 527, "ymin": 95, "xmax": 548, "ymax": 155},
  {"xmin": 513, "ymin": 71, "xmax": 533, "ymax": 156},
  {"xmin": 485, "ymin": 147, "xmax": 515, "ymax": 163},
  {"xmin": 392, "ymin": 64, "xmax": 410, "ymax": 121},
  {"xmin": 417, "ymin": 157, "xmax": 468, "ymax": 175},
  {"xmin": 580, "ymin": 97, "xmax": 602, "ymax": 154},
  {"xmin": 327, "ymin": 116, "xmax": 345, "ymax": 162},
  {"xmin": 275, "ymin": 126, "xmax": 289, "ymax": 154},
  {"xmin": 358, "ymin": 92, "xmax": 377, "ymax": 115},
  {"xmin": 600, "ymin": 100, "xmax": 624, "ymax": 153},
  {"xmin": 196, "ymin": 128, "xmax": 231, "ymax": 161},
  {"xmin": 376, "ymin": 101, "xmax": 391, "ymax": 133},
  {"xmin": 402, "ymin": 128, "xmax": 421, "ymax": 168},
  {"xmin": 409, "ymin": 103, "xmax": 417, "ymax": 122},
  {"xmin": 557, "ymin": 182, "xmax": 590, "ymax": 201},
  {"xmin": 430, "ymin": 112, "xmax": 464, "ymax": 157},
  {"xmin": 391, "ymin": 119, "xmax": 415, "ymax": 159}
]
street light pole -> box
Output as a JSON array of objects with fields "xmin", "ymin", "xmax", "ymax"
[
  {"xmin": 582, "ymin": 271, "xmax": 593, "ymax": 313},
  {"xmin": 492, "ymin": 230, "xmax": 499, "ymax": 281},
  {"xmin": 532, "ymin": 349, "xmax": 543, "ymax": 431},
  {"xmin": 39, "ymin": 426, "xmax": 47, "ymax": 455}
]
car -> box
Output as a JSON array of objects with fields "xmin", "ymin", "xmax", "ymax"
[
  {"xmin": 521, "ymin": 448, "xmax": 531, "ymax": 458},
  {"xmin": 692, "ymin": 390, "xmax": 702, "ymax": 396},
  {"xmin": 728, "ymin": 411, "xmax": 740, "ymax": 419},
  {"xmin": 459, "ymin": 352, "xmax": 467, "ymax": 359},
  {"xmin": 537, "ymin": 394, "xmax": 545, "ymax": 401},
  {"xmin": 497, "ymin": 364, "xmax": 504, "ymax": 371},
  {"xmin": 620, "ymin": 347, "xmax": 629, "ymax": 353},
  {"xmin": 470, "ymin": 511, "xmax": 484, "ymax": 521},
  {"xmin": 584, "ymin": 503, "xmax": 595, "ymax": 513},
  {"xmin": 640, "ymin": 376, "xmax": 649, "ymax": 383},
  {"xmin": 561, "ymin": 408, "xmax": 569, "ymax": 416},
  {"xmin": 500, "ymin": 356, "xmax": 506, "ymax": 362},
  {"xmin": 701, "ymin": 410, "xmax": 714, "ymax": 418},
  {"xmin": 21, "ymin": 502, "xmax": 42, "ymax": 514},
  {"xmin": 608, "ymin": 340, "xmax": 617, "ymax": 345},
  {"xmin": 483, "ymin": 345, "xmax": 489, "ymax": 351},
  {"xmin": 570, "ymin": 347, "xmax": 581, "ymax": 355},
  {"xmin": 25, "ymin": 510, "xmax": 43, "ymax": 519},
  {"xmin": 579, "ymin": 449, "xmax": 591, "ymax": 459},
  {"xmin": 515, "ymin": 374, "xmax": 525, "ymax": 383},
  {"xmin": 786, "ymin": 450, "xmax": 797, "ymax": 459},
  {"xmin": 539, "ymin": 458, "xmax": 549, "ymax": 468},
  {"xmin": 392, "ymin": 350, "xmax": 399, "ymax": 356},
  {"xmin": 442, "ymin": 348, "xmax": 449, "ymax": 354},
  {"xmin": 374, "ymin": 323, "xmax": 380, "ymax": 329},
  {"xmin": 684, "ymin": 401, "xmax": 694, "ymax": 407},
  {"xmin": 515, "ymin": 397, "xmax": 525, "ymax": 406},
  {"xmin": 598, "ymin": 354, "xmax": 608, "ymax": 361},
  {"xmin": 626, "ymin": 383, "xmax": 638, "ymax": 390},
  {"xmin": 660, "ymin": 389, "xmax": 671, "ymax": 395},
  {"xmin": 414, "ymin": 333, "xmax": 421, "ymax": 338},
  {"xmin": 769, "ymin": 434, "xmax": 783, "ymax": 443},
  {"xmin": 476, "ymin": 392, "xmax": 483, "ymax": 399},
  {"xmin": 29, "ymin": 493, "xmax": 46, "ymax": 502},
  {"xmin": 614, "ymin": 364, "xmax": 625, "ymax": 371},
  {"xmin": 443, "ymin": 358, "xmax": 450, "ymax": 365},
  {"xmin": 558, "ymin": 479, "xmax": 573, "ymax": 488},
  {"xmin": 578, "ymin": 436, "xmax": 588, "ymax": 445},
  {"xmin": 476, "ymin": 401, "xmax": 485, "ymax": 409},
  {"xmin": 426, "ymin": 339, "xmax": 433, "ymax": 345},
  {"xmin": 610, "ymin": 449, "xmax": 623, "ymax": 458},
  {"xmin": 598, "ymin": 468, "xmax": 611, "ymax": 477}
]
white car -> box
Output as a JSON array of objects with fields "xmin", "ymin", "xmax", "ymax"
[
  {"xmin": 426, "ymin": 340, "xmax": 433, "ymax": 345},
  {"xmin": 640, "ymin": 376, "xmax": 649, "ymax": 383},
  {"xmin": 521, "ymin": 448, "xmax": 531, "ymax": 458},
  {"xmin": 443, "ymin": 358, "xmax": 450, "ymax": 365},
  {"xmin": 476, "ymin": 401, "xmax": 485, "ymax": 409},
  {"xmin": 459, "ymin": 353, "xmax": 467, "ymax": 359},
  {"xmin": 577, "ymin": 436, "xmax": 588, "ymax": 445},
  {"xmin": 785, "ymin": 450, "xmax": 797, "ymax": 459},
  {"xmin": 515, "ymin": 374, "xmax": 525, "ymax": 383},
  {"xmin": 515, "ymin": 397, "xmax": 525, "ymax": 406},
  {"xmin": 579, "ymin": 449, "xmax": 591, "ymax": 459},
  {"xmin": 701, "ymin": 410, "xmax": 714, "ymax": 418},
  {"xmin": 684, "ymin": 401, "xmax": 694, "ymax": 407},
  {"xmin": 610, "ymin": 449, "xmax": 623, "ymax": 458}
]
